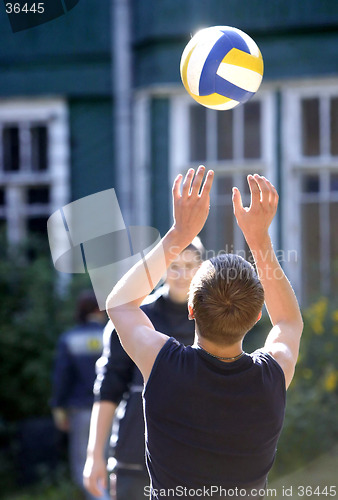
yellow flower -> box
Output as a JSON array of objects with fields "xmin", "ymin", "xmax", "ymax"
[
  {"xmin": 305, "ymin": 297, "xmax": 328, "ymax": 335},
  {"xmin": 312, "ymin": 319, "xmax": 324, "ymax": 335},
  {"xmin": 303, "ymin": 368, "xmax": 313, "ymax": 380},
  {"xmin": 332, "ymin": 310, "xmax": 338, "ymax": 335},
  {"xmin": 324, "ymin": 371, "xmax": 338, "ymax": 392}
]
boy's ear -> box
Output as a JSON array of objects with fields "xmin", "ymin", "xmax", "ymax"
[
  {"xmin": 256, "ymin": 310, "xmax": 262, "ymax": 323},
  {"xmin": 188, "ymin": 304, "xmax": 195, "ymax": 320}
]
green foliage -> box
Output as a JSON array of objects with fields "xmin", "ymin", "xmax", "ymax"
[
  {"xmin": 0, "ymin": 234, "xmax": 94, "ymax": 497},
  {"xmin": 244, "ymin": 299, "xmax": 338, "ymax": 480},
  {"xmin": 270, "ymin": 297, "xmax": 338, "ymax": 479},
  {"xmin": 4, "ymin": 466, "xmax": 85, "ymax": 500},
  {"xmin": 0, "ymin": 235, "xmax": 91, "ymax": 421}
]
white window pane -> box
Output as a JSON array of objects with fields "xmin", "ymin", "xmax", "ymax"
[
  {"xmin": 301, "ymin": 202, "xmax": 320, "ymax": 304},
  {"xmin": 213, "ymin": 202, "xmax": 234, "ymax": 253},
  {"xmin": 27, "ymin": 216, "xmax": 48, "ymax": 235},
  {"xmin": 0, "ymin": 188, "xmax": 5, "ymax": 206},
  {"xmin": 207, "ymin": 175, "xmax": 234, "ymax": 253},
  {"xmin": 189, "ymin": 105, "xmax": 206, "ymax": 162},
  {"xmin": 217, "ymin": 110, "xmax": 233, "ymax": 160},
  {"xmin": 301, "ymin": 98, "xmax": 320, "ymax": 157},
  {"xmin": 330, "ymin": 173, "xmax": 338, "ymax": 192},
  {"xmin": 330, "ymin": 97, "xmax": 338, "ymax": 156},
  {"xmin": 302, "ymin": 173, "xmax": 320, "ymax": 193},
  {"xmin": 217, "ymin": 175, "xmax": 233, "ymax": 196},
  {"xmin": 27, "ymin": 186, "xmax": 50, "ymax": 205},
  {"xmin": 3, "ymin": 126, "xmax": 20, "ymax": 171},
  {"xmin": 244, "ymin": 101, "xmax": 261, "ymax": 159},
  {"xmin": 0, "ymin": 99, "xmax": 69, "ymax": 244},
  {"xmin": 0, "ymin": 219, "xmax": 6, "ymax": 235},
  {"xmin": 31, "ymin": 126, "xmax": 48, "ymax": 171}
]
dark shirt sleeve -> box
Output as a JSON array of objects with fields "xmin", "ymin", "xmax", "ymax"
[{"xmin": 94, "ymin": 321, "xmax": 134, "ymax": 404}]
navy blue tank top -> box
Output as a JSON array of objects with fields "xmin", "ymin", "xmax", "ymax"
[{"xmin": 143, "ymin": 337, "xmax": 286, "ymax": 499}]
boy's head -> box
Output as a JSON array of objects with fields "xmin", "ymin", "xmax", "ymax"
[{"xmin": 188, "ymin": 254, "xmax": 264, "ymax": 346}]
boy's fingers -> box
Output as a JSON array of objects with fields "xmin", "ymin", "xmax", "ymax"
[
  {"xmin": 182, "ymin": 169, "xmax": 195, "ymax": 198},
  {"xmin": 272, "ymin": 185, "xmax": 279, "ymax": 208},
  {"xmin": 172, "ymin": 174, "xmax": 183, "ymax": 200},
  {"xmin": 232, "ymin": 187, "xmax": 244, "ymax": 216},
  {"xmin": 191, "ymin": 165, "xmax": 206, "ymax": 197},
  {"xmin": 262, "ymin": 176, "xmax": 279, "ymax": 209},
  {"xmin": 253, "ymin": 174, "xmax": 270, "ymax": 207},
  {"xmin": 248, "ymin": 175, "xmax": 261, "ymax": 209},
  {"xmin": 199, "ymin": 169, "xmax": 214, "ymax": 197},
  {"xmin": 269, "ymin": 181, "xmax": 279, "ymax": 209},
  {"xmin": 261, "ymin": 176, "xmax": 272, "ymax": 205}
]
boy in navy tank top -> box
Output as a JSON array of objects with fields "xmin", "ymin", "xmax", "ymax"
[{"xmin": 103, "ymin": 168, "xmax": 303, "ymax": 499}]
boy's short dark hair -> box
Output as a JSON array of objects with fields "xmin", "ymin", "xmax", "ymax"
[{"xmin": 188, "ymin": 254, "xmax": 264, "ymax": 345}]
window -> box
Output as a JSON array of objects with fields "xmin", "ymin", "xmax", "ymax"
[
  {"xmin": 330, "ymin": 97, "xmax": 338, "ymax": 156},
  {"xmin": 301, "ymin": 98, "xmax": 320, "ymax": 157},
  {"xmin": 300, "ymin": 172, "xmax": 338, "ymax": 303},
  {"xmin": 206, "ymin": 171, "xmax": 253, "ymax": 260},
  {"xmin": 188, "ymin": 99, "xmax": 262, "ymax": 163},
  {"xmin": 301, "ymin": 95, "xmax": 338, "ymax": 158},
  {"xmin": 171, "ymin": 93, "xmax": 275, "ymax": 259},
  {"xmin": 283, "ymin": 86, "xmax": 338, "ymax": 304},
  {"xmin": 0, "ymin": 99, "xmax": 69, "ymax": 244},
  {"xmin": 189, "ymin": 106, "xmax": 207, "ymax": 162},
  {"xmin": 2, "ymin": 123, "xmax": 48, "ymax": 172}
]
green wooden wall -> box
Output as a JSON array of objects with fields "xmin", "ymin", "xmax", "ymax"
[
  {"xmin": 0, "ymin": 0, "xmax": 112, "ymax": 96},
  {"xmin": 132, "ymin": 0, "xmax": 338, "ymax": 87},
  {"xmin": 150, "ymin": 98, "xmax": 170, "ymax": 235},
  {"xmin": 133, "ymin": 0, "xmax": 338, "ymax": 39},
  {"xmin": 69, "ymin": 98, "xmax": 114, "ymax": 200}
]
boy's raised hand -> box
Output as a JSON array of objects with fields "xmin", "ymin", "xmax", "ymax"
[
  {"xmin": 172, "ymin": 166, "xmax": 214, "ymax": 246},
  {"xmin": 232, "ymin": 174, "xmax": 278, "ymax": 245}
]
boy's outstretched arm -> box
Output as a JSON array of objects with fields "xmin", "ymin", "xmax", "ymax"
[
  {"xmin": 106, "ymin": 166, "xmax": 214, "ymax": 382},
  {"xmin": 232, "ymin": 174, "xmax": 303, "ymax": 389}
]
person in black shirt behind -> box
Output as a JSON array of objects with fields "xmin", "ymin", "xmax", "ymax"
[
  {"xmin": 51, "ymin": 290, "xmax": 109, "ymax": 500},
  {"xmin": 84, "ymin": 238, "xmax": 205, "ymax": 499}
]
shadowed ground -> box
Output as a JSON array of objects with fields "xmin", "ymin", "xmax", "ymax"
[{"xmin": 270, "ymin": 444, "xmax": 338, "ymax": 499}]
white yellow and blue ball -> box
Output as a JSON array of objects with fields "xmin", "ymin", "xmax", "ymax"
[{"xmin": 180, "ymin": 26, "xmax": 264, "ymax": 110}]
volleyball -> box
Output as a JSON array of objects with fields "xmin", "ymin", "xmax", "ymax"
[{"xmin": 180, "ymin": 26, "xmax": 264, "ymax": 110}]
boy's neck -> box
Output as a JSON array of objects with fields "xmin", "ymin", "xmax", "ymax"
[{"xmin": 194, "ymin": 335, "xmax": 244, "ymax": 362}]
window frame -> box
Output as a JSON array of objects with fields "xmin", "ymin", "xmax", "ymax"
[
  {"xmin": 170, "ymin": 89, "xmax": 277, "ymax": 256},
  {"xmin": 0, "ymin": 98, "xmax": 70, "ymax": 243},
  {"xmin": 282, "ymin": 81, "xmax": 338, "ymax": 304}
]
